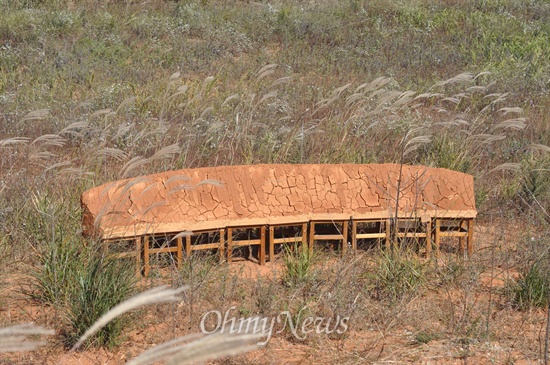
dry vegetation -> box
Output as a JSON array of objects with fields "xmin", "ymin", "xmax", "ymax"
[{"xmin": 1, "ymin": 0, "xmax": 550, "ymax": 364}]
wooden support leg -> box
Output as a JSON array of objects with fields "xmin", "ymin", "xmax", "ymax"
[
  {"xmin": 351, "ymin": 220, "xmax": 357, "ymax": 251},
  {"xmin": 259, "ymin": 226, "xmax": 266, "ymax": 265},
  {"xmin": 434, "ymin": 219, "xmax": 441, "ymax": 257},
  {"xmin": 309, "ymin": 222, "xmax": 315, "ymax": 255},
  {"xmin": 385, "ymin": 219, "xmax": 391, "ymax": 251},
  {"xmin": 342, "ymin": 220, "xmax": 349, "ymax": 254},
  {"xmin": 467, "ymin": 219, "xmax": 474, "ymax": 258},
  {"xmin": 185, "ymin": 235, "xmax": 192, "ymax": 258},
  {"xmin": 269, "ymin": 226, "xmax": 275, "ymax": 263},
  {"xmin": 302, "ymin": 223, "xmax": 307, "ymax": 248},
  {"xmin": 426, "ymin": 219, "xmax": 432, "ymax": 259},
  {"xmin": 135, "ymin": 237, "xmax": 142, "ymax": 276},
  {"xmin": 143, "ymin": 235, "xmax": 150, "ymax": 277},
  {"xmin": 458, "ymin": 219, "xmax": 465, "ymax": 256},
  {"xmin": 220, "ymin": 228, "xmax": 225, "ymax": 262},
  {"xmin": 227, "ymin": 228, "xmax": 233, "ymax": 263},
  {"xmin": 177, "ymin": 236, "xmax": 183, "ymax": 269}
]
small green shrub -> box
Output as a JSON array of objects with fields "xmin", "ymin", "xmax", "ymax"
[
  {"xmin": 366, "ymin": 251, "xmax": 428, "ymax": 303},
  {"xmin": 63, "ymin": 250, "xmax": 137, "ymax": 349},
  {"xmin": 509, "ymin": 262, "xmax": 550, "ymax": 310},
  {"xmin": 413, "ymin": 330, "xmax": 441, "ymax": 345},
  {"xmin": 29, "ymin": 234, "xmax": 82, "ymax": 306},
  {"xmin": 282, "ymin": 243, "xmax": 315, "ymax": 287}
]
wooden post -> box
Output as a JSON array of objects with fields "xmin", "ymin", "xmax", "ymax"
[
  {"xmin": 426, "ymin": 219, "xmax": 432, "ymax": 259},
  {"xmin": 342, "ymin": 220, "xmax": 349, "ymax": 254},
  {"xmin": 351, "ymin": 220, "xmax": 357, "ymax": 251},
  {"xmin": 385, "ymin": 219, "xmax": 391, "ymax": 251},
  {"xmin": 177, "ymin": 236, "xmax": 183, "ymax": 269},
  {"xmin": 135, "ymin": 237, "xmax": 142, "ymax": 276},
  {"xmin": 269, "ymin": 226, "xmax": 275, "ymax": 262},
  {"xmin": 467, "ymin": 219, "xmax": 474, "ymax": 257},
  {"xmin": 434, "ymin": 219, "xmax": 441, "ymax": 256},
  {"xmin": 259, "ymin": 226, "xmax": 266, "ymax": 265},
  {"xmin": 185, "ymin": 235, "xmax": 192, "ymax": 258},
  {"xmin": 459, "ymin": 219, "xmax": 466, "ymax": 257},
  {"xmin": 220, "ymin": 228, "xmax": 225, "ymax": 262},
  {"xmin": 302, "ymin": 223, "xmax": 308, "ymax": 247},
  {"xmin": 309, "ymin": 222, "xmax": 315, "ymax": 255},
  {"xmin": 143, "ymin": 235, "xmax": 150, "ymax": 277},
  {"xmin": 227, "ymin": 227, "xmax": 233, "ymax": 263}
]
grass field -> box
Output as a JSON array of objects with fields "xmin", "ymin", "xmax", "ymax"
[{"xmin": 1, "ymin": 0, "xmax": 550, "ymax": 363}]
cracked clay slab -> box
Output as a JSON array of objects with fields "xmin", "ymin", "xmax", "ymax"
[{"xmin": 81, "ymin": 163, "xmax": 477, "ymax": 239}]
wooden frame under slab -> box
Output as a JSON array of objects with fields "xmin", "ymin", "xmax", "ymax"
[
  {"xmin": 394, "ymin": 218, "xmax": 432, "ymax": 256},
  {"xmin": 140, "ymin": 229, "xmax": 226, "ymax": 276},
  {"xmin": 351, "ymin": 218, "xmax": 391, "ymax": 251},
  {"xmin": 183, "ymin": 228, "xmax": 226, "ymax": 261},
  {"xmin": 106, "ymin": 217, "xmax": 474, "ymax": 276},
  {"xmin": 433, "ymin": 218, "xmax": 474, "ymax": 257},
  {"xmin": 104, "ymin": 237, "xmax": 142, "ymax": 276},
  {"xmin": 227, "ymin": 226, "xmax": 266, "ymax": 265},
  {"xmin": 309, "ymin": 220, "xmax": 349, "ymax": 254},
  {"xmin": 141, "ymin": 234, "xmax": 185, "ymax": 277},
  {"xmin": 268, "ymin": 223, "xmax": 308, "ymax": 262}
]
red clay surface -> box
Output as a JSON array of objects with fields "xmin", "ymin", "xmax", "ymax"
[{"xmin": 81, "ymin": 164, "xmax": 476, "ymax": 239}]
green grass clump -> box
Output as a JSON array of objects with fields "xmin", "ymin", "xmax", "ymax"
[
  {"xmin": 29, "ymin": 234, "xmax": 83, "ymax": 306},
  {"xmin": 63, "ymin": 250, "xmax": 137, "ymax": 349},
  {"xmin": 509, "ymin": 261, "xmax": 550, "ymax": 310},
  {"xmin": 282, "ymin": 243, "xmax": 315, "ymax": 287},
  {"xmin": 366, "ymin": 251, "xmax": 428, "ymax": 303}
]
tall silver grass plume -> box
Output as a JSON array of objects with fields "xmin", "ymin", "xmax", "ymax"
[
  {"xmin": 433, "ymin": 72, "xmax": 475, "ymax": 87},
  {"xmin": 43, "ymin": 160, "xmax": 73, "ymax": 174},
  {"xmin": 127, "ymin": 329, "xmax": 265, "ymax": 365},
  {"xmin": 528, "ymin": 144, "xmax": 550, "ymax": 153},
  {"xmin": 116, "ymin": 96, "xmax": 137, "ymax": 113},
  {"xmin": 151, "ymin": 143, "xmax": 180, "ymax": 161},
  {"xmin": 121, "ymin": 156, "xmax": 149, "ymax": 178},
  {"xmin": 168, "ymin": 85, "xmax": 189, "ymax": 101},
  {"xmin": 19, "ymin": 109, "xmax": 50, "ymax": 123},
  {"xmin": 125, "ymin": 334, "xmax": 204, "ymax": 365},
  {"xmin": 492, "ymin": 117, "xmax": 527, "ymax": 131},
  {"xmin": 89, "ymin": 108, "xmax": 114, "ymax": 121},
  {"xmin": 31, "ymin": 134, "xmax": 66, "ymax": 148},
  {"xmin": 71, "ymin": 286, "xmax": 189, "ymax": 351},
  {"xmin": 161, "ymin": 331, "xmax": 264, "ymax": 365},
  {"xmin": 271, "ymin": 76, "xmax": 292, "ymax": 88},
  {"xmin": 498, "ymin": 107, "xmax": 523, "ymax": 115},
  {"xmin": 93, "ymin": 147, "xmax": 129, "ymax": 162},
  {"xmin": 0, "ymin": 137, "xmax": 30, "ymax": 148},
  {"xmin": 256, "ymin": 63, "xmax": 278, "ymax": 81},
  {"xmin": 490, "ymin": 163, "xmax": 522, "ymax": 173},
  {"xmin": 0, "ymin": 323, "xmax": 54, "ymax": 353}
]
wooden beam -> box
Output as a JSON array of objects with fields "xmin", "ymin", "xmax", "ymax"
[
  {"xmin": 426, "ymin": 219, "xmax": 432, "ymax": 259},
  {"xmin": 385, "ymin": 219, "xmax": 391, "ymax": 251},
  {"xmin": 351, "ymin": 220, "xmax": 357, "ymax": 251},
  {"xmin": 259, "ymin": 226, "xmax": 266, "ymax": 265},
  {"xmin": 177, "ymin": 236, "xmax": 183, "ymax": 269},
  {"xmin": 219, "ymin": 228, "xmax": 225, "ymax": 262},
  {"xmin": 434, "ymin": 219, "xmax": 441, "ymax": 256},
  {"xmin": 185, "ymin": 235, "xmax": 191, "ymax": 257},
  {"xmin": 342, "ymin": 220, "xmax": 349, "ymax": 254},
  {"xmin": 143, "ymin": 235, "xmax": 150, "ymax": 277},
  {"xmin": 309, "ymin": 222, "xmax": 315, "ymax": 255},
  {"xmin": 467, "ymin": 219, "xmax": 474, "ymax": 257},
  {"xmin": 135, "ymin": 237, "xmax": 141, "ymax": 276},
  {"xmin": 269, "ymin": 226, "xmax": 275, "ymax": 262},
  {"xmin": 227, "ymin": 227, "xmax": 233, "ymax": 263}
]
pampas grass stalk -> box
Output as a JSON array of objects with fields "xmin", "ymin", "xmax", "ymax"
[
  {"xmin": 70, "ymin": 285, "xmax": 188, "ymax": 351},
  {"xmin": 0, "ymin": 324, "xmax": 55, "ymax": 352}
]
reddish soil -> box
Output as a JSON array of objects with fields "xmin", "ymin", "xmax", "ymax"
[{"xmin": 1, "ymin": 223, "xmax": 548, "ymax": 365}]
